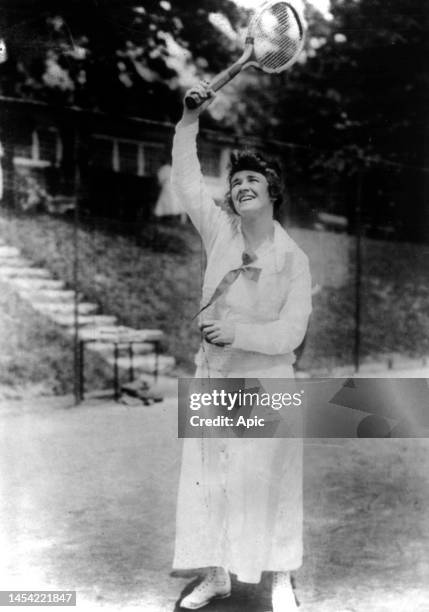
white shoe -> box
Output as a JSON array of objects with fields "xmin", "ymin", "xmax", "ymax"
[
  {"xmin": 180, "ymin": 567, "xmax": 231, "ymax": 610},
  {"xmin": 272, "ymin": 572, "xmax": 299, "ymax": 611}
]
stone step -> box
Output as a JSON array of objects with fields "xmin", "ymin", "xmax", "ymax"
[
  {"xmin": 75, "ymin": 325, "xmax": 164, "ymax": 343},
  {"xmin": 12, "ymin": 278, "xmax": 66, "ymax": 291},
  {"xmin": 0, "ymin": 256, "xmax": 33, "ymax": 268},
  {"xmin": 0, "ymin": 239, "xmax": 173, "ymax": 378},
  {"xmin": 106, "ymin": 353, "xmax": 175, "ymax": 375},
  {"xmin": 0, "ymin": 266, "xmax": 52, "ymax": 279},
  {"xmin": 31, "ymin": 301, "xmax": 99, "ymax": 316},
  {"xmin": 75, "ymin": 325, "xmax": 132, "ymax": 342},
  {"xmin": 88, "ymin": 341, "xmax": 154, "ymax": 357},
  {"xmin": 50, "ymin": 314, "xmax": 117, "ymax": 328},
  {"xmin": 16, "ymin": 289, "xmax": 79, "ymax": 302},
  {"xmin": 0, "ymin": 246, "xmax": 21, "ymax": 258}
]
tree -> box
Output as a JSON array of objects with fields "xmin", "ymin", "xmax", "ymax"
[
  {"xmin": 226, "ymin": 0, "xmax": 429, "ymax": 240},
  {"xmin": 0, "ymin": 0, "xmax": 244, "ymax": 121}
]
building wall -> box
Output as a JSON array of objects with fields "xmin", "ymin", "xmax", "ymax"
[{"xmin": 0, "ymin": 97, "xmax": 235, "ymax": 216}]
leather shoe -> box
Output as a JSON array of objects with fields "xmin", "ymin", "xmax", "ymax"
[
  {"xmin": 180, "ymin": 567, "xmax": 231, "ymax": 610},
  {"xmin": 272, "ymin": 572, "xmax": 299, "ymax": 611}
]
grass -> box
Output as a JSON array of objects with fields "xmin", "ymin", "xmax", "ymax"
[
  {"xmin": 289, "ymin": 227, "xmax": 429, "ymax": 370},
  {"xmin": 1, "ymin": 209, "xmax": 429, "ymax": 395},
  {"xmin": 0, "ymin": 211, "xmax": 205, "ymax": 394},
  {"xmin": 0, "ymin": 280, "xmax": 113, "ymax": 397}
]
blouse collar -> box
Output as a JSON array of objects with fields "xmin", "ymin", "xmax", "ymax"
[{"xmin": 236, "ymin": 218, "xmax": 294, "ymax": 274}]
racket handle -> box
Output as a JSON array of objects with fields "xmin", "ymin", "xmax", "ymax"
[
  {"xmin": 184, "ymin": 63, "xmax": 244, "ymax": 110},
  {"xmin": 184, "ymin": 94, "xmax": 201, "ymax": 110},
  {"xmin": 211, "ymin": 63, "xmax": 242, "ymax": 91}
]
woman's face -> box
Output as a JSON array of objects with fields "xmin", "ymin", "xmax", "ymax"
[{"xmin": 230, "ymin": 170, "xmax": 273, "ymax": 217}]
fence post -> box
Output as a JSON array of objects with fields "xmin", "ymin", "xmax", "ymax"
[
  {"xmin": 354, "ymin": 168, "xmax": 364, "ymax": 373},
  {"xmin": 73, "ymin": 126, "xmax": 81, "ymax": 405}
]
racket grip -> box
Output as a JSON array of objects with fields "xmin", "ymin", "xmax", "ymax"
[
  {"xmin": 185, "ymin": 63, "xmax": 243, "ymax": 109},
  {"xmin": 185, "ymin": 94, "xmax": 201, "ymax": 110}
]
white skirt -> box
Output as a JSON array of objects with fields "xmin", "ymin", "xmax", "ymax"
[{"xmin": 173, "ymin": 364, "xmax": 303, "ymax": 584}]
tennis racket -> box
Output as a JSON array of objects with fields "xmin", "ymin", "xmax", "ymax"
[{"xmin": 185, "ymin": 0, "xmax": 306, "ymax": 109}]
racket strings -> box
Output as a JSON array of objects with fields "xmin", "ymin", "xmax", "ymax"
[{"xmin": 252, "ymin": 2, "xmax": 303, "ymax": 71}]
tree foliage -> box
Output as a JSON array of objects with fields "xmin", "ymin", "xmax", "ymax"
[
  {"xmin": 0, "ymin": 0, "xmax": 243, "ymax": 120},
  {"xmin": 213, "ymin": 0, "xmax": 427, "ymax": 239},
  {"xmin": 2, "ymin": 0, "xmax": 426, "ymax": 154},
  {"xmin": 230, "ymin": 0, "xmax": 428, "ymax": 170}
]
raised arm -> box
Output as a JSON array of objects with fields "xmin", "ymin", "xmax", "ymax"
[{"xmin": 171, "ymin": 82, "xmax": 222, "ymax": 251}]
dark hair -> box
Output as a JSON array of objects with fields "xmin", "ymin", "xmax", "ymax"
[{"xmin": 224, "ymin": 149, "xmax": 284, "ymax": 215}]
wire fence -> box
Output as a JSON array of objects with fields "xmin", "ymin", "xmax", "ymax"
[{"xmin": 1, "ymin": 105, "xmax": 429, "ymax": 399}]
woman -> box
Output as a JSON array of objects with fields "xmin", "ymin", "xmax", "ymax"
[
  {"xmin": 171, "ymin": 82, "xmax": 312, "ymax": 611},
  {"xmin": 154, "ymin": 162, "xmax": 187, "ymax": 223}
]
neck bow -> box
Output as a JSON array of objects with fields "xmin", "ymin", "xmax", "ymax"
[{"xmin": 194, "ymin": 251, "xmax": 261, "ymax": 320}]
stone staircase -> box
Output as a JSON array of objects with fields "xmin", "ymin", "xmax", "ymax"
[{"xmin": 0, "ymin": 240, "xmax": 176, "ymax": 378}]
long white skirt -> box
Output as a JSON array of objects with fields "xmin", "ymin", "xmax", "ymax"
[{"xmin": 173, "ymin": 365, "xmax": 303, "ymax": 584}]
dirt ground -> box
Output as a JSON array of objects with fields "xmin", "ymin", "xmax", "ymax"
[{"xmin": 0, "ymin": 384, "xmax": 428, "ymax": 612}]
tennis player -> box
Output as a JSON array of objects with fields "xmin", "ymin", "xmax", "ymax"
[{"xmin": 172, "ymin": 81, "xmax": 312, "ymax": 611}]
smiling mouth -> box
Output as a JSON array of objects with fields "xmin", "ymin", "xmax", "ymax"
[{"xmin": 239, "ymin": 195, "xmax": 255, "ymax": 203}]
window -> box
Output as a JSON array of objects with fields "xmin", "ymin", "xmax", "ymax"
[
  {"xmin": 92, "ymin": 137, "xmax": 114, "ymax": 170},
  {"xmin": 200, "ymin": 141, "xmax": 221, "ymax": 177},
  {"xmin": 13, "ymin": 128, "xmax": 61, "ymax": 168},
  {"xmin": 38, "ymin": 128, "xmax": 61, "ymax": 165},
  {"xmin": 14, "ymin": 142, "xmax": 32, "ymax": 160},
  {"xmin": 143, "ymin": 143, "xmax": 165, "ymax": 177},
  {"xmin": 118, "ymin": 141, "xmax": 138, "ymax": 175},
  {"xmin": 91, "ymin": 136, "xmax": 166, "ymax": 177}
]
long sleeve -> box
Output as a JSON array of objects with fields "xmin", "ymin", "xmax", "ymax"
[
  {"xmin": 171, "ymin": 119, "xmax": 222, "ymax": 252},
  {"xmin": 232, "ymin": 250, "xmax": 312, "ymax": 355}
]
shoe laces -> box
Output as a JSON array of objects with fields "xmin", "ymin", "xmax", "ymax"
[
  {"xmin": 272, "ymin": 572, "xmax": 298, "ymax": 611},
  {"xmin": 194, "ymin": 568, "xmax": 228, "ymax": 592},
  {"xmin": 273, "ymin": 571, "xmax": 292, "ymax": 588}
]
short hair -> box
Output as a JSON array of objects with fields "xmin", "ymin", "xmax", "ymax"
[{"xmin": 224, "ymin": 149, "xmax": 284, "ymax": 215}]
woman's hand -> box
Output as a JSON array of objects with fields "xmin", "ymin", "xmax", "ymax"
[
  {"xmin": 200, "ymin": 320, "xmax": 235, "ymax": 346},
  {"xmin": 180, "ymin": 81, "xmax": 215, "ymax": 126}
]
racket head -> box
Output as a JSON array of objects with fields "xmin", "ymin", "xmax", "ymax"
[{"xmin": 246, "ymin": 0, "xmax": 306, "ymax": 74}]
